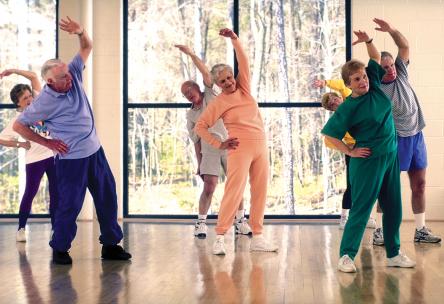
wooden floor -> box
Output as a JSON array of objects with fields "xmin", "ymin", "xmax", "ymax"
[{"xmin": 0, "ymin": 221, "xmax": 443, "ymax": 304}]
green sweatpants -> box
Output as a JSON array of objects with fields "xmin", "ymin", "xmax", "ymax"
[{"xmin": 340, "ymin": 150, "xmax": 402, "ymax": 259}]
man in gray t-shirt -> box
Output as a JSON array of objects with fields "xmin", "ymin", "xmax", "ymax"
[
  {"xmin": 176, "ymin": 45, "xmax": 251, "ymax": 239},
  {"xmin": 372, "ymin": 18, "xmax": 440, "ymax": 244}
]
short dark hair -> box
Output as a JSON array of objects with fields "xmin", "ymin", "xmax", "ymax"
[
  {"xmin": 10, "ymin": 84, "xmax": 32, "ymax": 107},
  {"xmin": 381, "ymin": 51, "xmax": 393, "ymax": 61}
]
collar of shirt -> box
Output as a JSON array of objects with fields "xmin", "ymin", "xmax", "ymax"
[{"xmin": 43, "ymin": 84, "xmax": 68, "ymax": 98}]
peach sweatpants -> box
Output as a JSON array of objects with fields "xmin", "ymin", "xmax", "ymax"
[{"xmin": 215, "ymin": 139, "xmax": 268, "ymax": 235}]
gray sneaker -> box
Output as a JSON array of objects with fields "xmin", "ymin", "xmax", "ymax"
[
  {"xmin": 373, "ymin": 228, "xmax": 384, "ymax": 246},
  {"xmin": 414, "ymin": 226, "xmax": 442, "ymax": 243}
]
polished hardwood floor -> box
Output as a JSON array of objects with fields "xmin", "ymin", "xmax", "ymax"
[{"xmin": 0, "ymin": 221, "xmax": 443, "ymax": 304}]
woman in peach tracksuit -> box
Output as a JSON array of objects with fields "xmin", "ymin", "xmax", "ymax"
[{"xmin": 194, "ymin": 28, "xmax": 278, "ymax": 255}]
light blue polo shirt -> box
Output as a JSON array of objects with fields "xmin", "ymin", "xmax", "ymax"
[{"xmin": 17, "ymin": 54, "xmax": 100, "ymax": 159}]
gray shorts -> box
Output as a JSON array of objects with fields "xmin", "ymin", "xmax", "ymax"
[{"xmin": 200, "ymin": 141, "xmax": 227, "ymax": 176}]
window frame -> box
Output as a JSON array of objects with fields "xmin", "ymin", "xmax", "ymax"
[{"xmin": 122, "ymin": 0, "xmax": 352, "ymax": 219}]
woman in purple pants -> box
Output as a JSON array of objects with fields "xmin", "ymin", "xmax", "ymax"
[{"xmin": 0, "ymin": 68, "xmax": 58, "ymax": 242}]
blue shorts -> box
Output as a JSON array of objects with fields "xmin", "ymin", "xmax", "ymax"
[{"xmin": 397, "ymin": 131, "xmax": 427, "ymax": 171}]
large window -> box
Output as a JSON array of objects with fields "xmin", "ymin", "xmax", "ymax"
[
  {"xmin": 0, "ymin": 0, "xmax": 57, "ymax": 215},
  {"xmin": 125, "ymin": 0, "xmax": 349, "ymax": 217}
]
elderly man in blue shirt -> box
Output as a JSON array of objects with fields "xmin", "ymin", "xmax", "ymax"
[{"xmin": 13, "ymin": 16, "xmax": 131, "ymax": 265}]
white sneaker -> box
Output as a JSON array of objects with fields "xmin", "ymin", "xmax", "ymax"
[
  {"xmin": 339, "ymin": 216, "xmax": 348, "ymax": 230},
  {"xmin": 194, "ymin": 221, "xmax": 208, "ymax": 238},
  {"xmin": 366, "ymin": 217, "xmax": 376, "ymax": 229},
  {"xmin": 234, "ymin": 217, "xmax": 252, "ymax": 235},
  {"xmin": 250, "ymin": 235, "xmax": 278, "ymax": 252},
  {"xmin": 213, "ymin": 236, "xmax": 226, "ymax": 255},
  {"xmin": 16, "ymin": 228, "xmax": 26, "ymax": 242},
  {"xmin": 387, "ymin": 252, "xmax": 416, "ymax": 268},
  {"xmin": 338, "ymin": 255, "xmax": 357, "ymax": 273}
]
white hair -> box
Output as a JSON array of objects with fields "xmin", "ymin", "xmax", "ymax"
[
  {"xmin": 41, "ymin": 58, "xmax": 63, "ymax": 80},
  {"xmin": 210, "ymin": 64, "xmax": 233, "ymax": 84}
]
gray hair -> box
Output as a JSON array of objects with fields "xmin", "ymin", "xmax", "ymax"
[
  {"xmin": 41, "ymin": 58, "xmax": 63, "ymax": 80},
  {"xmin": 381, "ymin": 51, "xmax": 394, "ymax": 61},
  {"xmin": 210, "ymin": 64, "xmax": 233, "ymax": 84}
]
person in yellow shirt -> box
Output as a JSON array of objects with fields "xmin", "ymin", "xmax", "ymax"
[{"xmin": 314, "ymin": 79, "xmax": 376, "ymax": 230}]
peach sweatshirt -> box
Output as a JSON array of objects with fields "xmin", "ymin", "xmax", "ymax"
[{"xmin": 194, "ymin": 38, "xmax": 265, "ymax": 149}]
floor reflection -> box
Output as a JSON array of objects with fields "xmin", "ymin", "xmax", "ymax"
[
  {"xmin": 197, "ymin": 236, "xmax": 277, "ymax": 304},
  {"xmin": 17, "ymin": 243, "xmax": 44, "ymax": 304}
]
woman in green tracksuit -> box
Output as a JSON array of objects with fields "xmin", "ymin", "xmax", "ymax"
[{"xmin": 321, "ymin": 29, "xmax": 415, "ymax": 273}]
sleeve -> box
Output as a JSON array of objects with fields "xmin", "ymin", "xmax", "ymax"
[
  {"xmin": 326, "ymin": 79, "xmax": 352, "ymax": 99},
  {"xmin": 342, "ymin": 132, "xmax": 356, "ymax": 146},
  {"xmin": 16, "ymin": 95, "xmax": 50, "ymax": 125},
  {"xmin": 232, "ymin": 38, "xmax": 250, "ymax": 93},
  {"xmin": 0, "ymin": 118, "xmax": 18, "ymax": 140},
  {"xmin": 395, "ymin": 56, "xmax": 409, "ymax": 78},
  {"xmin": 203, "ymin": 87, "xmax": 217, "ymax": 106},
  {"xmin": 321, "ymin": 105, "xmax": 351, "ymax": 140},
  {"xmin": 324, "ymin": 137, "xmax": 336, "ymax": 150},
  {"xmin": 68, "ymin": 53, "xmax": 85, "ymax": 82},
  {"xmin": 186, "ymin": 113, "xmax": 200, "ymax": 144},
  {"xmin": 194, "ymin": 100, "xmax": 224, "ymax": 148},
  {"xmin": 366, "ymin": 59, "xmax": 386, "ymax": 89}
]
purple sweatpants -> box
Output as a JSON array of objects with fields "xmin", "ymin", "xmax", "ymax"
[{"xmin": 18, "ymin": 156, "xmax": 58, "ymax": 229}]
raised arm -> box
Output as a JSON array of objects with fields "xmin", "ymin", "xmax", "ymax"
[
  {"xmin": 219, "ymin": 28, "xmax": 250, "ymax": 90},
  {"xmin": 313, "ymin": 79, "xmax": 351, "ymax": 99},
  {"xmin": 373, "ymin": 18, "xmax": 409, "ymax": 61},
  {"xmin": 352, "ymin": 30, "xmax": 380, "ymax": 64},
  {"xmin": 0, "ymin": 69, "xmax": 41, "ymax": 93},
  {"xmin": 175, "ymin": 45, "xmax": 212, "ymax": 87},
  {"xmin": 59, "ymin": 16, "xmax": 92, "ymax": 63}
]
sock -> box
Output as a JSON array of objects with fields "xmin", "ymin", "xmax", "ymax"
[
  {"xmin": 376, "ymin": 212, "xmax": 383, "ymax": 229},
  {"xmin": 341, "ymin": 209, "xmax": 349, "ymax": 218},
  {"xmin": 414, "ymin": 213, "xmax": 425, "ymax": 230},
  {"xmin": 253, "ymin": 234, "xmax": 263, "ymax": 239},
  {"xmin": 198, "ymin": 214, "xmax": 207, "ymax": 222},
  {"xmin": 216, "ymin": 234, "xmax": 224, "ymax": 241},
  {"xmin": 235, "ymin": 209, "xmax": 245, "ymax": 220}
]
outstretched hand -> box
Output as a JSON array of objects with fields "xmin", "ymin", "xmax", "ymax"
[
  {"xmin": 0, "ymin": 69, "xmax": 14, "ymax": 78},
  {"xmin": 312, "ymin": 79, "xmax": 327, "ymax": 88},
  {"xmin": 59, "ymin": 16, "xmax": 83, "ymax": 35},
  {"xmin": 219, "ymin": 28, "xmax": 238, "ymax": 39},
  {"xmin": 373, "ymin": 18, "xmax": 392, "ymax": 33},
  {"xmin": 174, "ymin": 44, "xmax": 193, "ymax": 56},
  {"xmin": 352, "ymin": 30, "xmax": 371, "ymax": 45},
  {"xmin": 220, "ymin": 137, "xmax": 239, "ymax": 150}
]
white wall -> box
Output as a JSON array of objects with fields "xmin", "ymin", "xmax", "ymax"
[{"xmin": 352, "ymin": 0, "xmax": 444, "ymax": 220}]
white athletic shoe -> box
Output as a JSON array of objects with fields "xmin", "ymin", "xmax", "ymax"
[
  {"xmin": 194, "ymin": 221, "xmax": 208, "ymax": 238},
  {"xmin": 387, "ymin": 252, "xmax": 416, "ymax": 268},
  {"xmin": 234, "ymin": 217, "xmax": 252, "ymax": 235},
  {"xmin": 16, "ymin": 228, "xmax": 26, "ymax": 242},
  {"xmin": 339, "ymin": 216, "xmax": 348, "ymax": 230},
  {"xmin": 213, "ymin": 236, "xmax": 226, "ymax": 255},
  {"xmin": 250, "ymin": 235, "xmax": 278, "ymax": 252},
  {"xmin": 338, "ymin": 255, "xmax": 357, "ymax": 273},
  {"xmin": 366, "ymin": 217, "xmax": 377, "ymax": 229}
]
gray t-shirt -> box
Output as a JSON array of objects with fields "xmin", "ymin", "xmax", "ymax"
[
  {"xmin": 186, "ymin": 86, "xmax": 228, "ymax": 150},
  {"xmin": 380, "ymin": 56, "xmax": 425, "ymax": 137}
]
